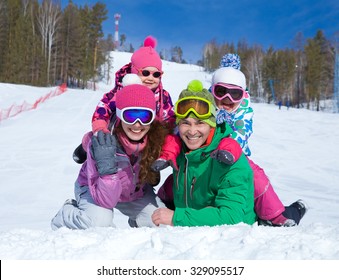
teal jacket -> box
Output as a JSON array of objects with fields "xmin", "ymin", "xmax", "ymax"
[{"xmin": 172, "ymin": 123, "xmax": 256, "ymax": 227}]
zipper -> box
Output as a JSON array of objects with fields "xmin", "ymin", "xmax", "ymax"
[
  {"xmin": 130, "ymin": 157, "xmax": 139, "ymax": 193},
  {"xmin": 132, "ymin": 143, "xmax": 140, "ymax": 192},
  {"xmin": 184, "ymin": 155, "xmax": 189, "ymax": 207},
  {"xmin": 190, "ymin": 177, "xmax": 196, "ymax": 200}
]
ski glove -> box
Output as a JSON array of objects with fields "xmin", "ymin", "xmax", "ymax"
[
  {"xmin": 210, "ymin": 150, "xmax": 235, "ymax": 165},
  {"xmin": 151, "ymin": 158, "xmax": 171, "ymax": 172},
  {"xmin": 151, "ymin": 134, "xmax": 181, "ymax": 172},
  {"xmin": 210, "ymin": 137, "xmax": 243, "ymax": 165},
  {"xmin": 90, "ymin": 131, "xmax": 118, "ymax": 176}
]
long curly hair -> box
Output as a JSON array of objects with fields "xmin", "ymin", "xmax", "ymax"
[{"xmin": 114, "ymin": 120, "xmax": 171, "ymax": 186}]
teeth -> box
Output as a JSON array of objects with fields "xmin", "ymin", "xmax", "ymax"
[
  {"xmin": 187, "ymin": 135, "xmax": 200, "ymax": 140},
  {"xmin": 131, "ymin": 129, "xmax": 142, "ymax": 133}
]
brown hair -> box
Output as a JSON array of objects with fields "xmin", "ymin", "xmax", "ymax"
[{"xmin": 114, "ymin": 120, "xmax": 171, "ymax": 186}]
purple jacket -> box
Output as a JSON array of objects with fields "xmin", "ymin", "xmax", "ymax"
[{"xmin": 76, "ymin": 132, "xmax": 146, "ymax": 209}]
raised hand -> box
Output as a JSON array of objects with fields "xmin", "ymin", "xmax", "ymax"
[{"xmin": 90, "ymin": 131, "xmax": 118, "ymax": 175}]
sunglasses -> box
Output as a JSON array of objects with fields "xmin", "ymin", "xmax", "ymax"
[
  {"xmin": 138, "ymin": 69, "xmax": 163, "ymax": 78},
  {"xmin": 175, "ymin": 96, "xmax": 215, "ymax": 119},
  {"xmin": 212, "ymin": 83, "xmax": 245, "ymax": 102},
  {"xmin": 116, "ymin": 107, "xmax": 155, "ymax": 125}
]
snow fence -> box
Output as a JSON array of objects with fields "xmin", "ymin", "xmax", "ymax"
[{"xmin": 0, "ymin": 83, "xmax": 67, "ymax": 123}]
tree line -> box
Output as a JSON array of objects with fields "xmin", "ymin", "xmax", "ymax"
[
  {"xmin": 0, "ymin": 0, "xmax": 109, "ymax": 89},
  {"xmin": 1, "ymin": 1, "xmax": 338, "ymax": 112},
  {"xmin": 0, "ymin": 0, "xmax": 188, "ymax": 89},
  {"xmin": 202, "ymin": 31, "xmax": 338, "ymax": 111}
]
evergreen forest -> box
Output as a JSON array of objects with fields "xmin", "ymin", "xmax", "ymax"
[{"xmin": 1, "ymin": 0, "xmax": 338, "ymax": 111}]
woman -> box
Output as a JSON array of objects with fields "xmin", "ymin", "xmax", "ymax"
[
  {"xmin": 51, "ymin": 84, "xmax": 168, "ymax": 229},
  {"xmin": 152, "ymin": 83, "xmax": 256, "ymax": 227}
]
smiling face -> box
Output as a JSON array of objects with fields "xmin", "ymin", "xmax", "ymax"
[
  {"xmin": 214, "ymin": 97, "xmax": 242, "ymax": 113},
  {"xmin": 137, "ymin": 66, "xmax": 161, "ymax": 91},
  {"xmin": 211, "ymin": 67, "xmax": 246, "ymax": 113},
  {"xmin": 178, "ymin": 117, "xmax": 212, "ymax": 150},
  {"xmin": 121, "ymin": 121, "xmax": 151, "ymax": 141}
]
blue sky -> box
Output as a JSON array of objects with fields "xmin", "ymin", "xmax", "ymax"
[{"xmin": 61, "ymin": 0, "xmax": 339, "ymax": 63}]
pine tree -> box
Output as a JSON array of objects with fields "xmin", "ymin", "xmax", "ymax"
[
  {"xmin": 0, "ymin": 0, "xmax": 9, "ymax": 80},
  {"xmin": 305, "ymin": 34, "xmax": 322, "ymax": 110},
  {"xmin": 59, "ymin": 1, "xmax": 85, "ymax": 87}
]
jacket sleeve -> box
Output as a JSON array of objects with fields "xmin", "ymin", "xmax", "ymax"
[
  {"xmin": 172, "ymin": 156, "xmax": 255, "ymax": 226},
  {"xmin": 230, "ymin": 105, "xmax": 253, "ymax": 154},
  {"xmin": 84, "ymin": 139, "xmax": 123, "ymax": 209},
  {"xmin": 90, "ymin": 64, "xmax": 130, "ymax": 132},
  {"xmin": 158, "ymin": 134, "xmax": 181, "ymax": 169},
  {"xmin": 160, "ymin": 89, "xmax": 176, "ymax": 126},
  {"xmin": 91, "ymin": 90, "xmax": 117, "ymax": 133},
  {"xmin": 216, "ymin": 137, "xmax": 243, "ymax": 162},
  {"xmin": 228, "ymin": 95, "xmax": 254, "ymax": 157}
]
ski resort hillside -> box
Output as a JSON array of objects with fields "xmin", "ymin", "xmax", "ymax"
[{"xmin": 1, "ymin": 52, "xmax": 339, "ymax": 278}]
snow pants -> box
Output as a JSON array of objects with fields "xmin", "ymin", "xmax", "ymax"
[
  {"xmin": 51, "ymin": 181, "xmax": 165, "ymax": 230},
  {"xmin": 248, "ymin": 158, "xmax": 285, "ymax": 220}
]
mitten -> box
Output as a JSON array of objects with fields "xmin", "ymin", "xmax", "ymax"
[
  {"xmin": 151, "ymin": 134, "xmax": 181, "ymax": 171},
  {"xmin": 90, "ymin": 131, "xmax": 118, "ymax": 175},
  {"xmin": 210, "ymin": 137, "xmax": 242, "ymax": 165}
]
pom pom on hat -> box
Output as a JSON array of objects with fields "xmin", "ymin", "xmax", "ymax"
[
  {"xmin": 220, "ymin": 53, "xmax": 241, "ymax": 70},
  {"xmin": 144, "ymin": 36, "xmax": 157, "ymax": 49},
  {"xmin": 176, "ymin": 80, "xmax": 216, "ymax": 127},
  {"xmin": 179, "ymin": 80, "xmax": 215, "ymax": 104},
  {"xmin": 212, "ymin": 67, "xmax": 246, "ymax": 90},
  {"xmin": 187, "ymin": 80, "xmax": 204, "ymax": 93},
  {"xmin": 122, "ymin": 74, "xmax": 142, "ymax": 87},
  {"xmin": 116, "ymin": 84, "xmax": 156, "ymax": 114},
  {"xmin": 131, "ymin": 35, "xmax": 162, "ymax": 74}
]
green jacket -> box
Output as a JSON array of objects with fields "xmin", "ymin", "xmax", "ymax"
[{"xmin": 172, "ymin": 123, "xmax": 256, "ymax": 227}]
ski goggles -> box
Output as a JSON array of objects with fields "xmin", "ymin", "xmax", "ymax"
[
  {"xmin": 212, "ymin": 83, "xmax": 245, "ymax": 102},
  {"xmin": 138, "ymin": 69, "xmax": 163, "ymax": 78},
  {"xmin": 116, "ymin": 107, "xmax": 155, "ymax": 125},
  {"xmin": 175, "ymin": 96, "xmax": 215, "ymax": 119}
]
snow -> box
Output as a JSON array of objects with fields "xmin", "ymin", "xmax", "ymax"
[{"xmin": 1, "ymin": 51, "xmax": 339, "ymax": 271}]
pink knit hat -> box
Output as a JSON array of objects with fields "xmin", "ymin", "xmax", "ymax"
[
  {"xmin": 115, "ymin": 84, "xmax": 156, "ymax": 112},
  {"xmin": 131, "ymin": 36, "xmax": 162, "ymax": 73}
]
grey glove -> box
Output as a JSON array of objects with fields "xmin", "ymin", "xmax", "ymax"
[
  {"xmin": 151, "ymin": 159, "xmax": 170, "ymax": 172},
  {"xmin": 210, "ymin": 150, "xmax": 235, "ymax": 165},
  {"xmin": 90, "ymin": 131, "xmax": 118, "ymax": 175}
]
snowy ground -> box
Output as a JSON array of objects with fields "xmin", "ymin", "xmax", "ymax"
[{"xmin": 1, "ymin": 51, "xmax": 339, "ymax": 279}]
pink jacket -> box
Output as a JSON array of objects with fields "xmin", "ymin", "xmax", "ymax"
[{"xmin": 76, "ymin": 132, "xmax": 146, "ymax": 209}]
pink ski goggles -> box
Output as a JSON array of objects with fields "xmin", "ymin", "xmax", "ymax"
[{"xmin": 212, "ymin": 83, "xmax": 245, "ymax": 102}]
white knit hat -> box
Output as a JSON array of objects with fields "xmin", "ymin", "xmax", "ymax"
[{"xmin": 212, "ymin": 67, "xmax": 246, "ymax": 90}]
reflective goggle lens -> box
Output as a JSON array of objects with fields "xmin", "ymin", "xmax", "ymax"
[
  {"xmin": 122, "ymin": 108, "xmax": 154, "ymax": 125},
  {"xmin": 213, "ymin": 84, "xmax": 244, "ymax": 101},
  {"xmin": 175, "ymin": 97, "xmax": 212, "ymax": 118}
]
